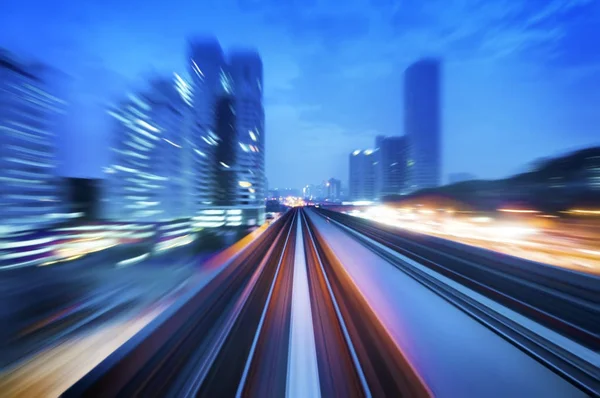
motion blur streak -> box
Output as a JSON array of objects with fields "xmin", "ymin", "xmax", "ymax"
[
  {"xmin": 302, "ymin": 212, "xmax": 369, "ymax": 397},
  {"xmin": 201, "ymin": 224, "xmax": 269, "ymax": 271},
  {"xmin": 39, "ymin": 207, "xmax": 594, "ymax": 397},
  {"xmin": 62, "ymin": 209, "xmax": 435, "ymax": 397},
  {"xmin": 309, "ymin": 208, "xmax": 598, "ymax": 396},
  {"xmin": 63, "ymin": 214, "xmax": 294, "ymax": 396},
  {"xmin": 0, "ymin": 307, "xmax": 162, "ymax": 397},
  {"xmin": 350, "ymin": 205, "xmax": 600, "ymax": 273},
  {"xmin": 239, "ymin": 214, "xmax": 296, "ymax": 397},
  {"xmin": 286, "ymin": 217, "xmax": 321, "ymax": 398},
  {"xmin": 321, "ymin": 208, "xmax": 600, "ymax": 353},
  {"xmin": 0, "ymin": 224, "xmax": 268, "ymax": 397},
  {"xmin": 303, "ymin": 213, "xmax": 431, "ymax": 398}
]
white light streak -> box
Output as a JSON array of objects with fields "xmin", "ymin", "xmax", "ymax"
[{"xmin": 163, "ymin": 138, "xmax": 182, "ymax": 148}]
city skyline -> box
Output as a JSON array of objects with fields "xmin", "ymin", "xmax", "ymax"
[
  {"xmin": 101, "ymin": 38, "xmax": 265, "ymax": 226},
  {"xmin": 2, "ymin": 0, "xmax": 600, "ymax": 189}
]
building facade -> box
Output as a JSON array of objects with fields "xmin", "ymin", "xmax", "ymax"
[
  {"xmin": 228, "ymin": 50, "xmax": 265, "ymax": 225},
  {"xmin": 327, "ymin": 178, "xmax": 341, "ymax": 201},
  {"xmin": 302, "ymin": 184, "xmax": 315, "ymax": 200},
  {"xmin": 349, "ymin": 149, "xmax": 378, "ymax": 201},
  {"xmin": 104, "ymin": 76, "xmax": 191, "ymax": 221},
  {"xmin": 376, "ymin": 135, "xmax": 408, "ymax": 198},
  {"xmin": 188, "ymin": 41, "xmax": 266, "ymax": 227},
  {"xmin": 0, "ymin": 50, "xmax": 67, "ymax": 233},
  {"xmin": 404, "ymin": 59, "xmax": 441, "ymax": 192},
  {"xmin": 188, "ymin": 38, "xmax": 228, "ymax": 213},
  {"xmin": 104, "ymin": 37, "xmax": 266, "ymax": 227}
]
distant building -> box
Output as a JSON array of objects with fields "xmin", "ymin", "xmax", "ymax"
[
  {"xmin": 315, "ymin": 181, "xmax": 328, "ymax": 200},
  {"xmin": 449, "ymin": 172, "xmax": 477, "ymax": 185},
  {"xmin": 349, "ymin": 149, "xmax": 378, "ymax": 201},
  {"xmin": 405, "ymin": 59, "xmax": 441, "ymax": 192},
  {"xmin": 303, "ymin": 184, "xmax": 315, "ymax": 200},
  {"xmin": 375, "ymin": 136, "xmax": 408, "ymax": 197},
  {"xmin": 584, "ymin": 155, "xmax": 600, "ymax": 190},
  {"xmin": 0, "ymin": 50, "xmax": 68, "ymax": 232},
  {"xmin": 327, "ymin": 178, "xmax": 341, "ymax": 201}
]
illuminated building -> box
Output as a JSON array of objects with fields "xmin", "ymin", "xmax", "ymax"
[
  {"xmin": 188, "ymin": 37, "xmax": 227, "ymax": 212},
  {"xmin": 104, "ymin": 76, "xmax": 192, "ymax": 221},
  {"xmin": 327, "ymin": 178, "xmax": 341, "ymax": 201},
  {"xmin": 0, "ymin": 50, "xmax": 68, "ymax": 233},
  {"xmin": 303, "ymin": 184, "xmax": 315, "ymax": 200},
  {"xmin": 375, "ymin": 135, "xmax": 408, "ymax": 197},
  {"xmin": 228, "ymin": 50, "xmax": 266, "ymax": 225},
  {"xmin": 405, "ymin": 59, "xmax": 441, "ymax": 192},
  {"xmin": 188, "ymin": 39, "xmax": 265, "ymax": 227},
  {"xmin": 316, "ymin": 182, "xmax": 329, "ymax": 200},
  {"xmin": 349, "ymin": 149, "xmax": 378, "ymax": 201}
]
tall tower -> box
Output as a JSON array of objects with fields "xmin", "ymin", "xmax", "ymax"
[
  {"xmin": 404, "ymin": 59, "xmax": 441, "ymax": 191},
  {"xmin": 188, "ymin": 37, "xmax": 229, "ymax": 211},
  {"xmin": 228, "ymin": 50, "xmax": 265, "ymax": 225},
  {"xmin": 0, "ymin": 50, "xmax": 66, "ymax": 233}
]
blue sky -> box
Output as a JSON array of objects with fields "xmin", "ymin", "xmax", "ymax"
[{"xmin": 2, "ymin": 0, "xmax": 599, "ymax": 188}]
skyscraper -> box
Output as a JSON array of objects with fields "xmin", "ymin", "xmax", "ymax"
[
  {"xmin": 106, "ymin": 37, "xmax": 266, "ymax": 227},
  {"xmin": 188, "ymin": 37, "xmax": 228, "ymax": 213},
  {"xmin": 188, "ymin": 40, "xmax": 265, "ymax": 227},
  {"xmin": 104, "ymin": 76, "xmax": 190, "ymax": 221},
  {"xmin": 375, "ymin": 136, "xmax": 408, "ymax": 198},
  {"xmin": 0, "ymin": 50, "xmax": 67, "ymax": 232},
  {"xmin": 404, "ymin": 59, "xmax": 441, "ymax": 192},
  {"xmin": 349, "ymin": 149, "xmax": 378, "ymax": 201},
  {"xmin": 229, "ymin": 50, "xmax": 265, "ymax": 225}
]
